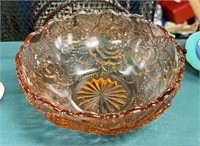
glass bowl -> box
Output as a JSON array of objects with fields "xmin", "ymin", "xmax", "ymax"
[{"xmin": 16, "ymin": 11, "xmax": 185, "ymax": 135}]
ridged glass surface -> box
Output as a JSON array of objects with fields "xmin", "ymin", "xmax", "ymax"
[{"xmin": 16, "ymin": 11, "xmax": 185, "ymax": 135}]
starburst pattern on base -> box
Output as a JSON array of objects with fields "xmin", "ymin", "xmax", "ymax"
[{"xmin": 76, "ymin": 77, "xmax": 129, "ymax": 113}]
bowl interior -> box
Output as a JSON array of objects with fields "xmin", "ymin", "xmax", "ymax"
[{"xmin": 20, "ymin": 11, "xmax": 179, "ymax": 114}]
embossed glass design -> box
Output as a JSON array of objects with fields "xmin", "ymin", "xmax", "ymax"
[{"xmin": 16, "ymin": 11, "xmax": 185, "ymax": 135}]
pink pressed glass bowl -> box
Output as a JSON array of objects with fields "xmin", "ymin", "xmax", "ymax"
[{"xmin": 16, "ymin": 11, "xmax": 185, "ymax": 135}]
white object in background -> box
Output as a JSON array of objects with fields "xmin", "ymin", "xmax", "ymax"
[
  {"xmin": 154, "ymin": 4, "xmax": 162, "ymax": 26},
  {"xmin": 0, "ymin": 82, "xmax": 5, "ymax": 100},
  {"xmin": 174, "ymin": 0, "xmax": 182, "ymax": 3}
]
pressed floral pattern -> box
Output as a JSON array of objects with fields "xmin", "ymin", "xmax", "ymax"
[
  {"xmin": 89, "ymin": 39, "xmax": 125, "ymax": 66},
  {"xmin": 76, "ymin": 77, "xmax": 129, "ymax": 113},
  {"xmin": 16, "ymin": 11, "xmax": 185, "ymax": 135},
  {"xmin": 116, "ymin": 36, "xmax": 170, "ymax": 84},
  {"xmin": 21, "ymin": 12, "xmax": 177, "ymax": 113}
]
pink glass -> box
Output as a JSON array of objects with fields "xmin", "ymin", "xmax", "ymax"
[{"xmin": 16, "ymin": 11, "xmax": 185, "ymax": 135}]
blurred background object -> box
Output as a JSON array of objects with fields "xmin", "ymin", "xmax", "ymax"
[
  {"xmin": 0, "ymin": 82, "xmax": 5, "ymax": 101},
  {"xmin": 157, "ymin": 0, "xmax": 200, "ymax": 38},
  {"xmin": 164, "ymin": 20, "xmax": 199, "ymax": 34},
  {"xmin": 1, "ymin": 0, "xmax": 199, "ymax": 41},
  {"xmin": 153, "ymin": 3, "xmax": 162, "ymax": 26},
  {"xmin": 185, "ymin": 31, "xmax": 200, "ymax": 71},
  {"xmin": 189, "ymin": 0, "xmax": 200, "ymax": 22},
  {"xmin": 159, "ymin": 1, "xmax": 195, "ymax": 24},
  {"xmin": 0, "ymin": 0, "xmax": 156, "ymax": 41}
]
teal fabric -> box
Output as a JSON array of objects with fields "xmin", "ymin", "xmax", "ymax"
[{"xmin": 0, "ymin": 41, "xmax": 199, "ymax": 146}]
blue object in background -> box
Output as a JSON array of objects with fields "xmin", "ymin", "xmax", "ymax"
[
  {"xmin": 186, "ymin": 31, "xmax": 200, "ymax": 70},
  {"xmin": 196, "ymin": 40, "xmax": 200, "ymax": 60},
  {"xmin": 18, "ymin": 1, "xmax": 33, "ymax": 34},
  {"xmin": 161, "ymin": 19, "xmax": 167, "ymax": 26}
]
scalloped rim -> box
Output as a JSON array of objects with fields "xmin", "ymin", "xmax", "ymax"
[{"xmin": 15, "ymin": 11, "xmax": 185, "ymax": 120}]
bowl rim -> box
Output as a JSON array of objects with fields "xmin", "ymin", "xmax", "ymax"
[{"xmin": 16, "ymin": 10, "xmax": 185, "ymax": 119}]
